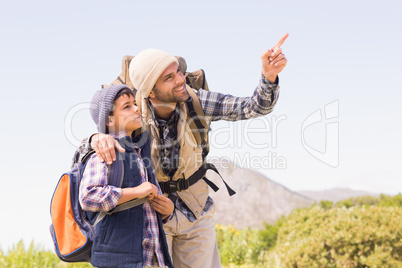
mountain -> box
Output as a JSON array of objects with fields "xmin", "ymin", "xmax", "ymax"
[
  {"xmin": 205, "ymin": 160, "xmax": 314, "ymax": 229},
  {"xmin": 297, "ymin": 188, "xmax": 380, "ymax": 203}
]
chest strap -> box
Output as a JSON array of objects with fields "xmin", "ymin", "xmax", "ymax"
[{"xmin": 159, "ymin": 163, "xmax": 236, "ymax": 196}]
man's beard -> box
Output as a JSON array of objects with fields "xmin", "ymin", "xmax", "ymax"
[{"xmin": 153, "ymin": 83, "xmax": 189, "ymax": 103}]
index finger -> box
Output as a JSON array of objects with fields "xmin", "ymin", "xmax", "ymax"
[{"xmin": 272, "ymin": 33, "xmax": 289, "ymax": 50}]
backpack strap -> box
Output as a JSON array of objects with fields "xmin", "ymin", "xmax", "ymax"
[
  {"xmin": 159, "ymin": 162, "xmax": 236, "ymax": 196},
  {"xmin": 81, "ymin": 149, "xmax": 124, "ymax": 188},
  {"xmin": 107, "ymin": 151, "xmax": 124, "ymax": 187},
  {"xmin": 159, "ymin": 91, "xmax": 236, "ymax": 197},
  {"xmin": 185, "ymin": 86, "xmax": 209, "ymax": 160},
  {"xmin": 81, "ymin": 150, "xmax": 96, "ymax": 164},
  {"xmin": 93, "ymin": 196, "xmax": 149, "ymax": 227}
]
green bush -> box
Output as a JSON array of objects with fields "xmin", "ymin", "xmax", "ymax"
[
  {"xmin": 319, "ymin": 200, "xmax": 334, "ymax": 210},
  {"xmin": 271, "ymin": 206, "xmax": 402, "ymax": 267},
  {"xmin": 378, "ymin": 193, "xmax": 402, "ymax": 207},
  {"xmin": 259, "ymin": 220, "xmax": 282, "ymax": 251},
  {"xmin": 216, "ymin": 219, "xmax": 284, "ymax": 266},
  {"xmin": 216, "ymin": 225, "xmax": 263, "ymax": 265},
  {"xmin": 0, "ymin": 240, "xmax": 92, "ymax": 268},
  {"xmin": 334, "ymin": 193, "xmax": 402, "ymax": 209}
]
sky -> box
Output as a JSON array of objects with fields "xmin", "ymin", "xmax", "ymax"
[{"xmin": 0, "ymin": 0, "xmax": 401, "ymax": 251}]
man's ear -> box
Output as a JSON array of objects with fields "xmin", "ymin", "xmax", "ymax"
[
  {"xmin": 106, "ymin": 116, "xmax": 114, "ymax": 127},
  {"xmin": 148, "ymin": 89, "xmax": 155, "ymax": 99}
]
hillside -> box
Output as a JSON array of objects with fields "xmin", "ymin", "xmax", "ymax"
[
  {"xmin": 206, "ymin": 160, "xmax": 381, "ymax": 229},
  {"xmin": 206, "ymin": 160, "xmax": 314, "ymax": 228}
]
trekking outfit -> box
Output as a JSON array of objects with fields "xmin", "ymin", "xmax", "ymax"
[
  {"xmin": 74, "ymin": 50, "xmax": 280, "ymax": 267},
  {"xmin": 142, "ymin": 75, "xmax": 279, "ymax": 268},
  {"xmin": 80, "ymin": 130, "xmax": 173, "ymax": 268}
]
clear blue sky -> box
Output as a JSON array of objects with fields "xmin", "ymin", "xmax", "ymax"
[{"xmin": 1, "ymin": 0, "xmax": 401, "ymax": 251}]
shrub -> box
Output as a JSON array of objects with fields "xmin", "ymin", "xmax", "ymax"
[
  {"xmin": 0, "ymin": 240, "xmax": 92, "ymax": 268},
  {"xmin": 334, "ymin": 193, "xmax": 402, "ymax": 209},
  {"xmin": 216, "ymin": 217, "xmax": 285, "ymax": 266},
  {"xmin": 259, "ymin": 216, "xmax": 285, "ymax": 250},
  {"xmin": 379, "ymin": 193, "xmax": 402, "ymax": 207},
  {"xmin": 319, "ymin": 200, "xmax": 333, "ymax": 210},
  {"xmin": 216, "ymin": 225, "xmax": 262, "ymax": 265},
  {"xmin": 271, "ymin": 206, "xmax": 402, "ymax": 267}
]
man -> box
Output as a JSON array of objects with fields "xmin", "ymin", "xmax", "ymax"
[{"xmin": 82, "ymin": 33, "xmax": 288, "ymax": 267}]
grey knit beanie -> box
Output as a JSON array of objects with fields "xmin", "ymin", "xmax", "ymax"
[
  {"xmin": 129, "ymin": 48, "xmax": 178, "ymax": 97},
  {"xmin": 90, "ymin": 84, "xmax": 132, "ymax": 133}
]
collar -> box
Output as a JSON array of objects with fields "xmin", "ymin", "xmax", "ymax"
[
  {"xmin": 109, "ymin": 130, "xmax": 141, "ymax": 153},
  {"xmin": 110, "ymin": 130, "xmax": 129, "ymax": 140},
  {"xmin": 146, "ymin": 99, "xmax": 181, "ymax": 128}
]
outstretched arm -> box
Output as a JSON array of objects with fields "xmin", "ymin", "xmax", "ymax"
[{"xmin": 197, "ymin": 33, "xmax": 288, "ymax": 122}]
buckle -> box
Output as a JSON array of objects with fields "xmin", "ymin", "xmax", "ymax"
[
  {"xmin": 161, "ymin": 179, "xmax": 190, "ymax": 194},
  {"xmin": 166, "ymin": 181, "xmax": 180, "ymax": 193}
]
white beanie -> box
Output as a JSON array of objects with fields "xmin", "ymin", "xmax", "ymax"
[{"xmin": 129, "ymin": 48, "xmax": 178, "ymax": 97}]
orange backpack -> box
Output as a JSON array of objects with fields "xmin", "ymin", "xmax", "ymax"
[{"xmin": 50, "ymin": 150, "xmax": 147, "ymax": 262}]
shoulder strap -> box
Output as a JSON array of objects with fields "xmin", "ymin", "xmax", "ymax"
[
  {"xmin": 81, "ymin": 150, "xmax": 96, "ymax": 164},
  {"xmin": 94, "ymin": 196, "xmax": 149, "ymax": 227},
  {"xmin": 107, "ymin": 151, "xmax": 124, "ymax": 187},
  {"xmin": 81, "ymin": 149, "xmax": 124, "ymax": 188},
  {"xmin": 159, "ymin": 162, "xmax": 236, "ymax": 196},
  {"xmin": 186, "ymin": 87, "xmax": 209, "ymax": 159}
]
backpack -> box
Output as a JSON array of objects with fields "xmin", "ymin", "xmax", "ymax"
[{"xmin": 49, "ymin": 150, "xmax": 147, "ymax": 262}]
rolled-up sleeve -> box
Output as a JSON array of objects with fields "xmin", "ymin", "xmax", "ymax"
[{"xmin": 79, "ymin": 154, "xmax": 122, "ymax": 212}]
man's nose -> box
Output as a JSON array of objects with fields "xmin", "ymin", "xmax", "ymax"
[{"xmin": 175, "ymin": 71, "xmax": 185, "ymax": 85}]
